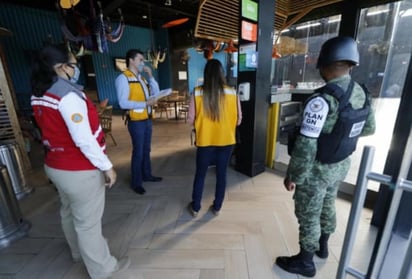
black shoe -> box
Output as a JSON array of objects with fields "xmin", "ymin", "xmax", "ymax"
[
  {"xmin": 275, "ymin": 250, "xmax": 316, "ymax": 277},
  {"xmin": 143, "ymin": 176, "xmax": 162, "ymax": 182},
  {"xmin": 316, "ymin": 233, "xmax": 330, "ymax": 259},
  {"xmin": 315, "ymin": 247, "xmax": 329, "ymax": 259},
  {"xmin": 133, "ymin": 187, "xmax": 146, "ymax": 195}
]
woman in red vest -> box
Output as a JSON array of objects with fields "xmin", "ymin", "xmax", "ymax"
[
  {"xmin": 30, "ymin": 44, "xmax": 129, "ymax": 278},
  {"xmin": 187, "ymin": 59, "xmax": 242, "ymax": 217}
]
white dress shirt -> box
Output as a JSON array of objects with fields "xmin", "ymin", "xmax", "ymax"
[{"xmin": 115, "ymin": 72, "xmax": 160, "ymax": 114}]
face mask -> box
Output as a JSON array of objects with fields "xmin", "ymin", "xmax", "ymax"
[
  {"xmin": 137, "ymin": 63, "xmax": 144, "ymax": 73},
  {"xmin": 70, "ymin": 65, "xmax": 81, "ymax": 83}
]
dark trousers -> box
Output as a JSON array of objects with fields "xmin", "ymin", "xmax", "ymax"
[
  {"xmin": 127, "ymin": 119, "xmax": 152, "ymax": 189},
  {"xmin": 191, "ymin": 145, "xmax": 234, "ymax": 212}
]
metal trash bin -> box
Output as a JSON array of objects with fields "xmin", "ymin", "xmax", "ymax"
[
  {"xmin": 0, "ymin": 164, "xmax": 31, "ymax": 248},
  {"xmin": 0, "ymin": 142, "xmax": 33, "ymax": 199}
]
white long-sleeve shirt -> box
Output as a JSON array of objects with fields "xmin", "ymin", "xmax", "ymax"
[
  {"xmin": 115, "ymin": 73, "xmax": 160, "ymax": 110},
  {"xmin": 59, "ymin": 92, "xmax": 112, "ymax": 171}
]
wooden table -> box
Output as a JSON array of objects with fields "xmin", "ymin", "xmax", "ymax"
[{"xmin": 160, "ymin": 94, "xmax": 187, "ymax": 120}]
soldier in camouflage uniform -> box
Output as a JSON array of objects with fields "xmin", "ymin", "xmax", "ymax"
[{"xmin": 276, "ymin": 36, "xmax": 376, "ymax": 277}]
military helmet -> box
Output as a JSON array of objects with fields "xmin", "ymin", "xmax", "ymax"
[{"xmin": 316, "ymin": 36, "xmax": 359, "ymax": 68}]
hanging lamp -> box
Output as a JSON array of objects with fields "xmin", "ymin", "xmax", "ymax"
[{"xmin": 161, "ymin": 17, "xmax": 189, "ymax": 28}]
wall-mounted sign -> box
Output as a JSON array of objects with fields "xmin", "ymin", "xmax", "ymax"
[
  {"xmin": 239, "ymin": 43, "xmax": 257, "ymax": 72},
  {"xmin": 239, "ymin": 43, "xmax": 256, "ymax": 54},
  {"xmin": 241, "ymin": 20, "xmax": 257, "ymax": 42},
  {"xmin": 241, "ymin": 0, "xmax": 258, "ymax": 22},
  {"xmin": 245, "ymin": 51, "xmax": 258, "ymax": 68},
  {"xmin": 178, "ymin": 71, "xmax": 187, "ymax": 80}
]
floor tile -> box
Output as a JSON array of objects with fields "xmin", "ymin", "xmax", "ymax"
[{"xmin": 0, "ymin": 116, "xmax": 380, "ymax": 278}]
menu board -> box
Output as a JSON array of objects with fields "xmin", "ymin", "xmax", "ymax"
[
  {"xmin": 241, "ymin": 20, "xmax": 257, "ymax": 42},
  {"xmin": 241, "ymin": 0, "xmax": 258, "ymax": 22}
]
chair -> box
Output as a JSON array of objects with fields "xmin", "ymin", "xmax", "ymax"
[
  {"xmin": 99, "ymin": 105, "xmax": 117, "ymax": 146},
  {"xmin": 178, "ymin": 103, "xmax": 189, "ymax": 123},
  {"xmin": 178, "ymin": 95, "xmax": 190, "ymax": 123},
  {"xmin": 154, "ymin": 101, "xmax": 171, "ymax": 119}
]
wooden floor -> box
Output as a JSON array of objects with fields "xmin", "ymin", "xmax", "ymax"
[{"xmin": 0, "ymin": 113, "xmax": 376, "ymax": 279}]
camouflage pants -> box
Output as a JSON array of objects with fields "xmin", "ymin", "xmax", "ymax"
[{"xmin": 293, "ymin": 158, "xmax": 350, "ymax": 252}]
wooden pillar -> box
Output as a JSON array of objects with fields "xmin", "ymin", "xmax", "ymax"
[{"xmin": 0, "ymin": 32, "xmax": 31, "ymax": 170}]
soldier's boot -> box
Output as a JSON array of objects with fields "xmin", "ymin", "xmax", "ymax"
[
  {"xmin": 275, "ymin": 249, "xmax": 316, "ymax": 277},
  {"xmin": 316, "ymin": 233, "xmax": 330, "ymax": 259}
]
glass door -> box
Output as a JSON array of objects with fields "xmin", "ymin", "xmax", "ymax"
[{"xmin": 349, "ymin": 1, "xmax": 412, "ymax": 192}]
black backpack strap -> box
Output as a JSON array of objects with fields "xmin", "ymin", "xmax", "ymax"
[
  {"xmin": 359, "ymin": 83, "xmax": 371, "ymax": 108},
  {"xmin": 316, "ymin": 79, "xmax": 355, "ymax": 111}
]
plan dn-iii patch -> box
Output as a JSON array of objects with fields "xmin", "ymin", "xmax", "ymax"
[{"xmin": 300, "ymin": 96, "xmax": 329, "ymax": 138}]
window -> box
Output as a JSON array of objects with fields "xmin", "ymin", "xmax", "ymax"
[{"xmin": 272, "ymin": 15, "xmax": 341, "ymax": 88}]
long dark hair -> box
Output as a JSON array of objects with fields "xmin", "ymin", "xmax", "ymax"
[
  {"xmin": 31, "ymin": 44, "xmax": 70, "ymax": 97},
  {"xmin": 202, "ymin": 59, "xmax": 226, "ymax": 121}
]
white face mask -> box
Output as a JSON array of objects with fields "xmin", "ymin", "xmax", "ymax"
[
  {"xmin": 137, "ymin": 62, "xmax": 144, "ymax": 73},
  {"xmin": 70, "ymin": 65, "xmax": 81, "ymax": 83}
]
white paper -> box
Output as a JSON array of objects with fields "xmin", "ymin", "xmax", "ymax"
[{"xmin": 148, "ymin": 88, "xmax": 172, "ymax": 101}]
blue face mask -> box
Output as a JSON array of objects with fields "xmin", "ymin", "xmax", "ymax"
[
  {"xmin": 70, "ymin": 65, "xmax": 81, "ymax": 83},
  {"xmin": 137, "ymin": 63, "xmax": 144, "ymax": 73}
]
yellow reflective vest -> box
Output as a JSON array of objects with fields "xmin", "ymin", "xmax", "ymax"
[
  {"xmin": 194, "ymin": 85, "xmax": 238, "ymax": 146},
  {"xmin": 123, "ymin": 70, "xmax": 150, "ymax": 121}
]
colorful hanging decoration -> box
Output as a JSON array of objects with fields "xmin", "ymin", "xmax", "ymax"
[
  {"xmin": 195, "ymin": 39, "xmax": 238, "ymax": 60},
  {"xmin": 58, "ymin": 0, "xmax": 124, "ymax": 54},
  {"xmin": 224, "ymin": 40, "xmax": 238, "ymax": 53}
]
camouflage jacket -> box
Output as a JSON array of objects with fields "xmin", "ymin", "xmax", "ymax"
[{"xmin": 287, "ymin": 74, "xmax": 376, "ymax": 185}]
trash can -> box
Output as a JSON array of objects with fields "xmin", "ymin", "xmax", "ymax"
[
  {"xmin": 0, "ymin": 164, "xmax": 31, "ymax": 248},
  {"xmin": 0, "ymin": 142, "xmax": 33, "ymax": 199}
]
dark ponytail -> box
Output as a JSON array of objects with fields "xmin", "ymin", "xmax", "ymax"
[{"xmin": 31, "ymin": 44, "xmax": 69, "ymax": 97}]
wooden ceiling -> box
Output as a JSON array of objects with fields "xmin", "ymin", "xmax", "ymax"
[
  {"xmin": 195, "ymin": 0, "xmax": 345, "ymax": 42},
  {"xmin": 3, "ymin": 0, "xmax": 399, "ymax": 44}
]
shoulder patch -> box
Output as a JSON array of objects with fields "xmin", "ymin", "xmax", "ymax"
[
  {"xmin": 71, "ymin": 113, "xmax": 83, "ymax": 123},
  {"xmin": 300, "ymin": 96, "xmax": 329, "ymax": 138}
]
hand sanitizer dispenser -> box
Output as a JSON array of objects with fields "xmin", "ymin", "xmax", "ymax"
[{"xmin": 238, "ymin": 82, "xmax": 250, "ymax": 101}]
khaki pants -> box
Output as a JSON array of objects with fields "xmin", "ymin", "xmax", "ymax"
[{"xmin": 45, "ymin": 165, "xmax": 117, "ymax": 279}]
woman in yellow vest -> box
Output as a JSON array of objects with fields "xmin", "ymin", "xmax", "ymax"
[{"xmin": 187, "ymin": 59, "xmax": 242, "ymax": 217}]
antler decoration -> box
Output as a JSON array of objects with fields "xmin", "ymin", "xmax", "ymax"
[
  {"xmin": 146, "ymin": 4, "xmax": 167, "ymax": 69},
  {"xmin": 67, "ymin": 41, "xmax": 85, "ymax": 57},
  {"xmin": 148, "ymin": 47, "xmax": 167, "ymax": 69}
]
